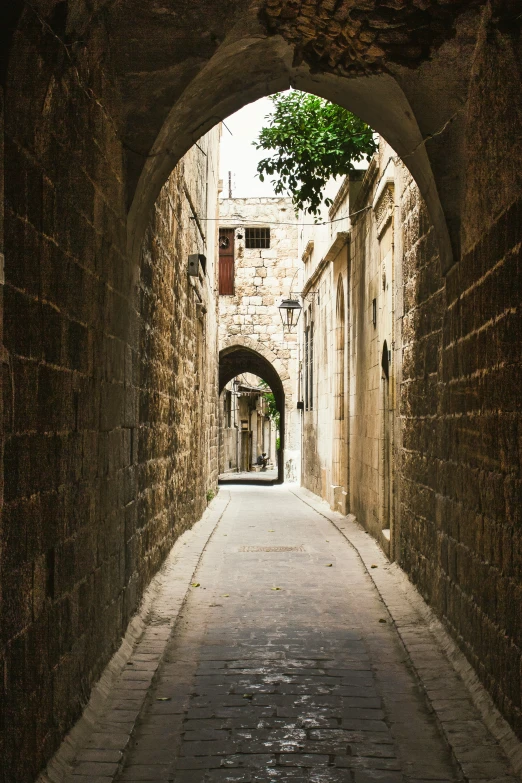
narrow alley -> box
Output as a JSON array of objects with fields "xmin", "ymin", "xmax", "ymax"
[
  {"xmin": 65, "ymin": 486, "xmax": 517, "ymax": 783},
  {"xmin": 3, "ymin": 4, "xmax": 522, "ymax": 781}
]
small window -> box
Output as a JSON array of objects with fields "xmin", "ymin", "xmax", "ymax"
[{"xmin": 245, "ymin": 227, "xmax": 270, "ymax": 249}]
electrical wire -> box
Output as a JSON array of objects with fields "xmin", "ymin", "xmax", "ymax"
[{"xmin": 190, "ymin": 205, "xmax": 371, "ymax": 227}]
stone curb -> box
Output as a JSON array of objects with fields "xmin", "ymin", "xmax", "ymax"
[
  {"xmin": 290, "ymin": 486, "xmax": 522, "ymax": 783},
  {"xmin": 37, "ymin": 491, "xmax": 231, "ymax": 783}
]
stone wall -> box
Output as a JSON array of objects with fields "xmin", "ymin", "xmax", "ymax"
[
  {"xmin": 347, "ymin": 149, "xmax": 405, "ymax": 556},
  {"xmin": 3, "ymin": 11, "xmax": 128, "ymax": 780},
  {"xmin": 218, "ymin": 198, "xmax": 300, "ymax": 482},
  {"xmin": 302, "ymin": 109, "xmax": 522, "ymax": 743},
  {"xmin": 399, "ymin": 5, "xmax": 522, "ymax": 739},
  {"xmin": 397, "ymin": 163, "xmax": 446, "ymax": 601},
  {"xmin": 299, "ymin": 236, "xmax": 349, "ymax": 507},
  {"xmin": 2, "ymin": 7, "xmax": 220, "ymax": 773},
  {"xmin": 299, "ymin": 147, "xmax": 400, "ymax": 547},
  {"xmin": 262, "ymin": 0, "xmax": 480, "ymax": 75},
  {"xmin": 135, "ymin": 129, "xmax": 220, "ymax": 607}
]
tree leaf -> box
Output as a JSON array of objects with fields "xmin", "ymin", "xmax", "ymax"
[{"xmin": 254, "ymin": 91, "xmax": 376, "ymax": 214}]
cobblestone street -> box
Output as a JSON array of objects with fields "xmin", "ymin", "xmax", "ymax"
[{"xmin": 65, "ymin": 486, "xmax": 520, "ymax": 783}]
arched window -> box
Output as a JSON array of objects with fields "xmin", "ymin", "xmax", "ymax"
[
  {"xmin": 335, "ymin": 278, "xmax": 345, "ymax": 423},
  {"xmin": 333, "ymin": 277, "xmax": 346, "ymax": 490}
]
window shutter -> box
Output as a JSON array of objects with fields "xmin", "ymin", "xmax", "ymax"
[{"xmin": 219, "ymin": 229, "xmax": 235, "ymax": 295}]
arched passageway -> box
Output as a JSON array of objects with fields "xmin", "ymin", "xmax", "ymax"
[
  {"xmin": 3, "ymin": 0, "xmax": 493, "ymax": 277},
  {"xmin": 219, "ymin": 345, "xmax": 288, "ymax": 484},
  {"xmin": 2, "ymin": 3, "xmax": 522, "ymax": 780}
]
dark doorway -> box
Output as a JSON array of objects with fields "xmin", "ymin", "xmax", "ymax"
[{"xmin": 219, "ymin": 345, "xmax": 285, "ymax": 484}]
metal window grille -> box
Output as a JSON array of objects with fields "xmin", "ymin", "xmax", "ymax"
[{"xmin": 245, "ymin": 227, "xmax": 270, "ymax": 249}]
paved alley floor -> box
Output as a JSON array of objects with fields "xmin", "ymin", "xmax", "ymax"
[
  {"xmin": 64, "ymin": 486, "xmax": 521, "ymax": 783},
  {"xmin": 116, "ymin": 486, "xmax": 463, "ymax": 783},
  {"xmin": 218, "ymin": 469, "xmax": 279, "ymax": 484}
]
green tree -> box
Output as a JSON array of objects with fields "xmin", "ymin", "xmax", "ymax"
[{"xmin": 254, "ymin": 91, "xmax": 377, "ymax": 215}]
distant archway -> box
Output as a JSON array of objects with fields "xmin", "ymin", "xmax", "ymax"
[{"xmin": 219, "ymin": 343, "xmax": 288, "ymax": 484}]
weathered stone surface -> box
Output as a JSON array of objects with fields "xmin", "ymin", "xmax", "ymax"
[
  {"xmin": 300, "ymin": 114, "xmax": 522, "ymax": 747},
  {"xmin": 2, "ymin": 23, "xmax": 220, "ymax": 774},
  {"xmin": 135, "ymin": 128, "xmax": 220, "ymax": 622},
  {"xmin": 261, "ymin": 0, "xmax": 482, "ymax": 75},
  {"xmin": 398, "ymin": 25, "xmax": 522, "ymax": 737},
  {"xmin": 219, "ymin": 198, "xmax": 301, "ymax": 482}
]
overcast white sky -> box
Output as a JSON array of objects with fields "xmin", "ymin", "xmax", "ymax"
[{"xmin": 219, "ymin": 96, "xmax": 279, "ymax": 198}]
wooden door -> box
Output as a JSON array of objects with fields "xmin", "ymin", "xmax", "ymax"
[
  {"xmin": 219, "ymin": 228, "xmax": 235, "ymax": 295},
  {"xmin": 240, "ymin": 431, "xmax": 251, "ymax": 471}
]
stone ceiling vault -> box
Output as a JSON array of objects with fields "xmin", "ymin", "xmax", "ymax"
[
  {"xmin": 3, "ymin": 1, "xmax": 490, "ymax": 271},
  {"xmin": 112, "ymin": 1, "xmax": 486, "ymax": 274}
]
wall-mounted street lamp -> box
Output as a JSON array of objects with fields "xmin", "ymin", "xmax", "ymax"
[
  {"xmin": 278, "ymin": 268, "xmax": 304, "ymax": 335},
  {"xmin": 277, "ymin": 268, "xmax": 318, "ymax": 334},
  {"xmin": 278, "ymin": 298, "xmax": 303, "ymax": 333}
]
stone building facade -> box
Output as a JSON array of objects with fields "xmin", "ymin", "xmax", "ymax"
[
  {"xmin": 218, "ymin": 198, "xmax": 300, "ymax": 482},
  {"xmin": 2, "ymin": 118, "xmax": 220, "ymax": 782},
  {"xmin": 300, "ymin": 143, "xmax": 406, "ymax": 557},
  {"xmin": 137, "ymin": 128, "xmax": 221, "ymax": 586},
  {"xmin": 300, "ymin": 131, "xmax": 522, "ymax": 741}
]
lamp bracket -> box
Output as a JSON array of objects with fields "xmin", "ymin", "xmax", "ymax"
[{"xmin": 291, "ymin": 290, "xmax": 318, "ymax": 303}]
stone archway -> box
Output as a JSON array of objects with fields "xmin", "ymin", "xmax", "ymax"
[
  {"xmin": 116, "ymin": 3, "xmax": 486, "ymax": 275},
  {"xmin": 220, "ymin": 337, "xmax": 293, "ymax": 399},
  {"xmin": 128, "ymin": 66, "xmax": 455, "ymax": 274},
  {"xmin": 219, "ymin": 341, "xmax": 293, "ymax": 484},
  {"xmin": 114, "ymin": 5, "xmax": 488, "ymax": 276},
  {"xmin": 4, "ymin": 4, "xmax": 522, "ymax": 774}
]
